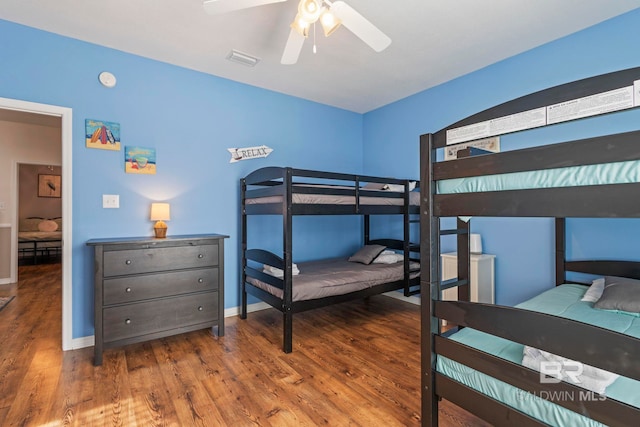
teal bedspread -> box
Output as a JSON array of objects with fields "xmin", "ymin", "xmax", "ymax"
[
  {"xmin": 436, "ymin": 284, "xmax": 640, "ymax": 426},
  {"xmin": 438, "ymin": 160, "xmax": 640, "ymax": 194}
]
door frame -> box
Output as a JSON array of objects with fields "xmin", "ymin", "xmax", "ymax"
[{"xmin": 1, "ymin": 96, "xmax": 74, "ymax": 351}]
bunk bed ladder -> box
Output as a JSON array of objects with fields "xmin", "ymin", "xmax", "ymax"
[
  {"xmin": 240, "ymin": 177, "xmax": 248, "ymax": 319},
  {"xmin": 362, "ymin": 194, "xmax": 421, "ymax": 297},
  {"xmin": 404, "ymin": 210, "xmax": 421, "ymax": 296}
]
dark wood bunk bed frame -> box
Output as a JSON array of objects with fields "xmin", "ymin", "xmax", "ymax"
[
  {"xmin": 240, "ymin": 166, "xmax": 420, "ymax": 353},
  {"xmin": 420, "ymin": 67, "xmax": 640, "ymax": 426}
]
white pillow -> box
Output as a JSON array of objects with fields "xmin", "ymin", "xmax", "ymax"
[
  {"xmin": 581, "ymin": 277, "xmax": 605, "ymax": 302},
  {"xmin": 373, "ymin": 251, "xmax": 404, "ymax": 264},
  {"xmin": 382, "ymin": 181, "xmax": 416, "ymax": 192}
]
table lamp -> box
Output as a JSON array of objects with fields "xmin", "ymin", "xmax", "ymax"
[
  {"xmin": 150, "ymin": 202, "xmax": 170, "ymax": 238},
  {"xmin": 470, "ymin": 233, "xmax": 483, "ymax": 254}
]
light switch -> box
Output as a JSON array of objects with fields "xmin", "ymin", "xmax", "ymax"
[{"xmin": 103, "ymin": 194, "xmax": 119, "ymax": 209}]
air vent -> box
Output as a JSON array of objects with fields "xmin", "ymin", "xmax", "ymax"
[{"xmin": 226, "ymin": 49, "xmax": 260, "ymax": 67}]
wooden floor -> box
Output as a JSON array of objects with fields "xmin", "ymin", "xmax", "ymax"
[{"xmin": 0, "ymin": 263, "xmax": 489, "ymax": 426}]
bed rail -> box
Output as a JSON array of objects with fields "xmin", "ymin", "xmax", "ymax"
[
  {"xmin": 436, "ymin": 300, "xmax": 640, "ymax": 380},
  {"xmin": 434, "ymin": 344, "xmax": 640, "ymax": 427},
  {"xmin": 244, "ymin": 166, "xmax": 286, "ymax": 185},
  {"xmin": 434, "ymin": 129, "xmax": 640, "ymax": 181},
  {"xmin": 432, "ymin": 66, "xmax": 640, "ymax": 148}
]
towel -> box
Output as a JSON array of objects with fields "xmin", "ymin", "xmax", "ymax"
[
  {"xmin": 522, "ymin": 346, "xmax": 619, "ymax": 395},
  {"xmin": 263, "ymin": 263, "xmax": 299, "ymax": 278}
]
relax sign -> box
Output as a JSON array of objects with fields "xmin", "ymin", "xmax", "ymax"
[{"xmin": 228, "ymin": 145, "xmax": 273, "ymax": 163}]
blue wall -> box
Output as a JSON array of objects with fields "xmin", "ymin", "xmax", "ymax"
[
  {"xmin": 3, "ymin": 8, "xmax": 640, "ymax": 338},
  {"xmin": 0, "ymin": 19, "xmax": 364, "ymax": 338},
  {"xmin": 363, "ymin": 8, "xmax": 640, "ymax": 306}
]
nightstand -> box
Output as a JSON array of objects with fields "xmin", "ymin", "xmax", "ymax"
[{"xmin": 441, "ymin": 251, "xmax": 495, "ymax": 303}]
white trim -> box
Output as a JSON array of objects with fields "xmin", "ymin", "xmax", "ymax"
[
  {"xmin": 72, "ymin": 295, "xmax": 413, "ymax": 350},
  {"xmin": 224, "ymin": 301, "xmax": 271, "ymax": 318},
  {"xmin": 69, "ymin": 335, "xmax": 94, "ymax": 350},
  {"xmin": 0, "ymin": 224, "xmax": 9, "ymax": 284},
  {"xmin": 224, "ymin": 293, "xmax": 420, "ymax": 318},
  {"xmin": 383, "ymin": 290, "xmax": 421, "ymax": 305},
  {"xmin": 72, "ymin": 301, "xmax": 273, "ymax": 350},
  {"xmin": 0, "ymin": 97, "xmax": 73, "ymax": 351}
]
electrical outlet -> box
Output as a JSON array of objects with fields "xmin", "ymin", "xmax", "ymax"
[{"xmin": 103, "ymin": 194, "xmax": 119, "ymax": 209}]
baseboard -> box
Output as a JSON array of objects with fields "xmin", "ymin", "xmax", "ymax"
[
  {"xmin": 383, "ymin": 290, "xmax": 421, "ymax": 305},
  {"xmin": 0, "ymin": 278, "xmax": 11, "ymax": 285},
  {"xmin": 67, "ymin": 295, "xmax": 418, "ymax": 352},
  {"xmin": 67, "ymin": 302, "xmax": 274, "ymax": 351},
  {"xmin": 224, "ymin": 301, "xmax": 271, "ymax": 318},
  {"xmin": 68, "ymin": 335, "xmax": 95, "ymax": 350}
]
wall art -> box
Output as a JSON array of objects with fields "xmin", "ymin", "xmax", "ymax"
[
  {"xmin": 125, "ymin": 146, "xmax": 156, "ymax": 174},
  {"xmin": 86, "ymin": 119, "xmax": 121, "ymax": 151}
]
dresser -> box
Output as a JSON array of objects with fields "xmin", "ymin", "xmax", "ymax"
[
  {"xmin": 87, "ymin": 234, "xmax": 227, "ymax": 365},
  {"xmin": 441, "ymin": 252, "xmax": 495, "ymax": 325}
]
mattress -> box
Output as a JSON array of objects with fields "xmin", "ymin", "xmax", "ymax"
[
  {"xmin": 18, "ymin": 231, "xmax": 62, "ymax": 246},
  {"xmin": 438, "ymin": 160, "xmax": 640, "ymax": 194},
  {"xmin": 437, "ymin": 284, "xmax": 640, "ymax": 427},
  {"xmin": 246, "ymin": 257, "xmax": 420, "ymax": 301},
  {"xmin": 246, "ymin": 184, "xmax": 420, "ymax": 206}
]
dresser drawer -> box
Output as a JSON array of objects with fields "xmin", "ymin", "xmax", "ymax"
[
  {"xmin": 103, "ymin": 267, "xmax": 219, "ymax": 305},
  {"xmin": 103, "ymin": 244, "xmax": 218, "ymax": 277},
  {"xmin": 103, "ymin": 292, "xmax": 218, "ymax": 343}
]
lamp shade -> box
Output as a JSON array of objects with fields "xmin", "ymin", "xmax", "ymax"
[
  {"xmin": 150, "ymin": 203, "xmax": 170, "ymax": 221},
  {"xmin": 320, "ymin": 9, "xmax": 341, "ymax": 36},
  {"xmin": 298, "ymin": 0, "xmax": 322, "ymax": 22},
  {"xmin": 470, "ymin": 233, "xmax": 482, "ymax": 254}
]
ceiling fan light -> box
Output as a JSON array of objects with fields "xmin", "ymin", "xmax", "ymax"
[
  {"xmin": 298, "ymin": 0, "xmax": 322, "ymax": 22},
  {"xmin": 320, "ymin": 9, "xmax": 341, "ymax": 37},
  {"xmin": 290, "ymin": 13, "xmax": 310, "ymax": 37}
]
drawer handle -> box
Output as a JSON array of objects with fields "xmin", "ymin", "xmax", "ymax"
[
  {"xmin": 125, "ymin": 287, "xmax": 131, "ymax": 293},
  {"xmin": 198, "ymin": 278, "xmax": 204, "ymax": 284},
  {"xmin": 125, "ymin": 318, "xmax": 131, "ymax": 324},
  {"xmin": 198, "ymin": 254, "xmax": 204, "ymax": 259},
  {"xmin": 198, "ymin": 306, "xmax": 203, "ymax": 311},
  {"xmin": 125, "ymin": 260, "xmax": 132, "ymax": 265}
]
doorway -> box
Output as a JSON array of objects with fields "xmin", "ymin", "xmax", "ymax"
[{"xmin": 0, "ymin": 96, "xmax": 73, "ymax": 350}]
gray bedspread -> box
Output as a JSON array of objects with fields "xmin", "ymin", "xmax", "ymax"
[
  {"xmin": 246, "ymin": 185, "xmax": 420, "ymax": 206},
  {"xmin": 247, "ymin": 257, "xmax": 419, "ymax": 301}
]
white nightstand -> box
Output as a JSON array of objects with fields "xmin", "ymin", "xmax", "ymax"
[{"xmin": 441, "ymin": 252, "xmax": 495, "ymax": 304}]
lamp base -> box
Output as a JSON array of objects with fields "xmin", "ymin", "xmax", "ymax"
[{"xmin": 154, "ymin": 221, "xmax": 167, "ymax": 238}]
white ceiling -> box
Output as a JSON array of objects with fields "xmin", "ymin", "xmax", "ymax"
[{"xmin": 1, "ymin": 0, "xmax": 640, "ymax": 114}]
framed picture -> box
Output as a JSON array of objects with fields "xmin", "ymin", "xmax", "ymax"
[
  {"xmin": 38, "ymin": 174, "xmax": 61, "ymax": 198},
  {"xmin": 125, "ymin": 146, "xmax": 157, "ymax": 174},
  {"xmin": 85, "ymin": 119, "xmax": 121, "ymax": 151}
]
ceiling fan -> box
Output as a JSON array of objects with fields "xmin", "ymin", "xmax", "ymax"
[{"xmin": 203, "ymin": 0, "xmax": 391, "ymax": 65}]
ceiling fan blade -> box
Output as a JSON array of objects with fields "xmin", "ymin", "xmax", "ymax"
[
  {"xmin": 329, "ymin": 1, "xmax": 391, "ymax": 52},
  {"xmin": 203, "ymin": 0, "xmax": 287, "ymax": 15},
  {"xmin": 281, "ymin": 28, "xmax": 306, "ymax": 65}
]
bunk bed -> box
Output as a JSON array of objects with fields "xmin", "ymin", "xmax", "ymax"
[
  {"xmin": 421, "ymin": 67, "xmax": 640, "ymax": 426},
  {"xmin": 241, "ymin": 166, "xmax": 420, "ymax": 353}
]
